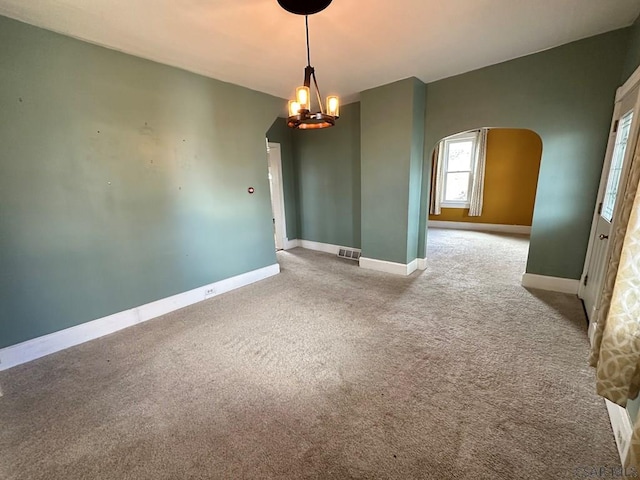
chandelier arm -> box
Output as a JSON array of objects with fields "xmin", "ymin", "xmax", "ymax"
[{"xmin": 311, "ymin": 71, "xmax": 324, "ymax": 114}]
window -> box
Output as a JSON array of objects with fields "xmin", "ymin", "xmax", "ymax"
[
  {"xmin": 601, "ymin": 111, "xmax": 633, "ymax": 222},
  {"xmin": 440, "ymin": 132, "xmax": 477, "ymax": 208}
]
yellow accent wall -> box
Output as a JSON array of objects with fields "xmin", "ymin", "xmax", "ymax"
[{"xmin": 429, "ymin": 128, "xmax": 542, "ymax": 226}]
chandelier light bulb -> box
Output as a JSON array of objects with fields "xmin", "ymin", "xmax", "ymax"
[
  {"xmin": 296, "ymin": 86, "xmax": 311, "ymax": 111},
  {"xmin": 326, "ymin": 96, "xmax": 340, "ymax": 117},
  {"xmin": 289, "ymin": 100, "xmax": 301, "ymax": 117}
]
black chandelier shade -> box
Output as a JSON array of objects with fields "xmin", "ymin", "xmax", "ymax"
[{"xmin": 277, "ymin": 0, "xmax": 333, "ymax": 16}]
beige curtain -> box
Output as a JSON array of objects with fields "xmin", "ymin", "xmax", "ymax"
[
  {"xmin": 430, "ymin": 142, "xmax": 443, "ymax": 215},
  {"xmin": 590, "ymin": 142, "xmax": 640, "ymax": 470},
  {"xmin": 469, "ymin": 128, "xmax": 488, "ymax": 217}
]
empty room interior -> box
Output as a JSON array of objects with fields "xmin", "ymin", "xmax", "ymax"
[{"xmin": 5, "ymin": 1, "xmax": 640, "ymax": 478}]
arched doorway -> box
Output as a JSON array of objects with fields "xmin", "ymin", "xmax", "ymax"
[{"xmin": 427, "ymin": 127, "xmax": 543, "ymax": 280}]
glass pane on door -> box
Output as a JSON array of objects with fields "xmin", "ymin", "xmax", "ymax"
[{"xmin": 602, "ymin": 111, "xmax": 633, "ymax": 222}]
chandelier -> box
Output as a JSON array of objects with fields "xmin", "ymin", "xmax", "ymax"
[{"xmin": 278, "ymin": 0, "xmax": 340, "ymax": 129}]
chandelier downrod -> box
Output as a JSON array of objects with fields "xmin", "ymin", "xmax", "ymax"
[{"xmin": 305, "ymin": 16, "xmax": 311, "ymax": 67}]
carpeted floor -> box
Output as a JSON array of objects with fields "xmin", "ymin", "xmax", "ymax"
[{"xmin": 0, "ymin": 229, "xmax": 619, "ymax": 479}]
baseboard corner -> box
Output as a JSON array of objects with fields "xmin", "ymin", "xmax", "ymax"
[
  {"xmin": 521, "ymin": 273, "xmax": 580, "ymax": 294},
  {"xmin": 284, "ymin": 238, "xmax": 300, "ymax": 250},
  {"xmin": 360, "ymin": 257, "xmax": 418, "ymax": 276}
]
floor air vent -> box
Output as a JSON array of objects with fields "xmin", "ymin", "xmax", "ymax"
[{"xmin": 338, "ymin": 248, "xmax": 361, "ymax": 261}]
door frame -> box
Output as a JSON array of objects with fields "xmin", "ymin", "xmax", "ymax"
[
  {"xmin": 267, "ymin": 142, "xmax": 288, "ymax": 251},
  {"xmin": 579, "ymin": 67, "xmax": 640, "ymax": 333}
]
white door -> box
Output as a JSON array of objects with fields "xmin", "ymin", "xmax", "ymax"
[
  {"xmin": 267, "ymin": 142, "xmax": 287, "ymax": 251},
  {"xmin": 582, "ymin": 85, "xmax": 639, "ymax": 335}
]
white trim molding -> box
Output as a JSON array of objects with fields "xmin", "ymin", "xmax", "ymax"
[
  {"xmin": 605, "ymin": 399, "xmax": 633, "ymax": 466},
  {"xmin": 617, "ymin": 61, "xmax": 640, "ymax": 101},
  {"xmin": 0, "ymin": 264, "xmax": 280, "ymax": 371},
  {"xmin": 283, "ymin": 238, "xmax": 300, "ymax": 250},
  {"xmin": 294, "ymin": 240, "xmax": 420, "ymax": 275},
  {"xmin": 267, "ymin": 143, "xmax": 288, "ymax": 251},
  {"xmin": 360, "ymin": 257, "xmax": 418, "ymax": 276},
  {"xmin": 299, "ymin": 239, "xmax": 340, "ymax": 254},
  {"xmin": 521, "ymin": 273, "xmax": 580, "ymax": 294},
  {"xmin": 588, "ymin": 321, "xmax": 598, "ymax": 346},
  {"xmin": 298, "ymin": 239, "xmax": 361, "ymax": 256},
  {"xmin": 428, "ymin": 220, "xmax": 531, "ymax": 235}
]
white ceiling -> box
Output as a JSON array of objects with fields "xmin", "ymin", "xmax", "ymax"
[{"xmin": 1, "ymin": 0, "xmax": 639, "ymax": 103}]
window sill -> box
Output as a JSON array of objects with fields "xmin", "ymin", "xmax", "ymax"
[{"xmin": 441, "ymin": 202, "xmax": 470, "ymax": 209}]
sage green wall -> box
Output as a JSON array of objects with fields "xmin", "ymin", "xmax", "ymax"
[
  {"xmin": 419, "ymin": 29, "xmax": 629, "ymax": 279},
  {"xmin": 266, "ymin": 119, "xmax": 298, "ymax": 240},
  {"xmin": 361, "ymin": 78, "xmax": 425, "ymax": 264},
  {"xmin": 292, "ymin": 102, "xmax": 361, "ymax": 248},
  {"xmin": 622, "ymin": 15, "xmax": 640, "ymax": 82},
  {"xmin": 0, "ymin": 16, "xmax": 282, "ymax": 348},
  {"xmin": 408, "ymin": 79, "xmax": 426, "ymax": 263}
]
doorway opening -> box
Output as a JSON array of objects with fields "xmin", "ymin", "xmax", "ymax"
[
  {"xmin": 267, "ymin": 141, "xmax": 287, "ymax": 251},
  {"xmin": 427, "ymin": 128, "xmax": 543, "ymax": 280},
  {"xmin": 580, "ymin": 82, "xmax": 640, "ymax": 341}
]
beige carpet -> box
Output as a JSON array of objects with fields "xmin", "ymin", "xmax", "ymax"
[{"xmin": 0, "ymin": 229, "xmax": 619, "ymax": 479}]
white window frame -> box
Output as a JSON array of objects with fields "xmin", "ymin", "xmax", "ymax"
[{"xmin": 439, "ymin": 132, "xmax": 478, "ymax": 208}]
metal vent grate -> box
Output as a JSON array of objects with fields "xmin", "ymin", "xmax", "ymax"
[{"xmin": 338, "ymin": 248, "xmax": 361, "ymax": 261}]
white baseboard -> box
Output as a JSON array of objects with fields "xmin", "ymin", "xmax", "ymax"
[
  {"xmin": 299, "ymin": 239, "xmax": 340, "ymax": 254},
  {"xmin": 407, "ymin": 259, "xmax": 418, "ymax": 275},
  {"xmin": 284, "ymin": 238, "xmax": 299, "ymax": 250},
  {"xmin": 605, "ymin": 399, "xmax": 632, "ymax": 466},
  {"xmin": 296, "ymin": 239, "xmax": 419, "ymax": 276},
  {"xmin": 298, "ymin": 239, "xmax": 361, "ymax": 256},
  {"xmin": 429, "ymin": 220, "xmax": 531, "ymax": 235},
  {"xmin": 521, "ymin": 273, "xmax": 580, "ymax": 294},
  {"xmin": 588, "ymin": 320, "xmax": 598, "ymax": 346},
  {"xmin": 360, "ymin": 257, "xmax": 418, "ymax": 276},
  {"xmin": 0, "ymin": 263, "xmax": 280, "ymax": 371}
]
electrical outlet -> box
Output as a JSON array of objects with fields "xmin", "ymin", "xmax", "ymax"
[{"xmin": 204, "ymin": 287, "xmax": 216, "ymax": 299}]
